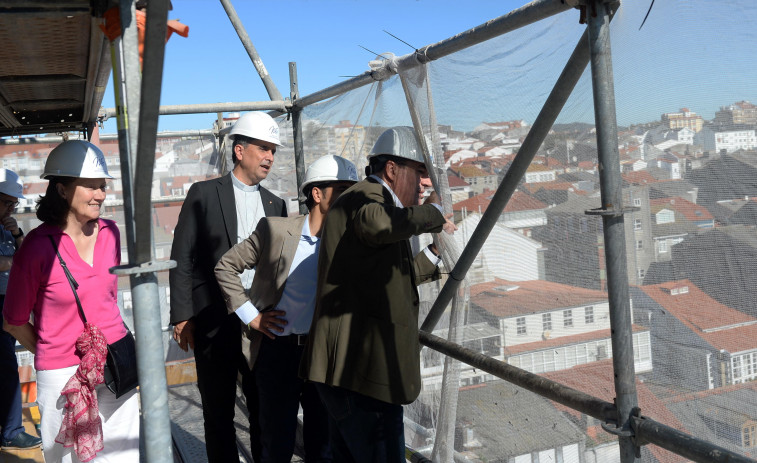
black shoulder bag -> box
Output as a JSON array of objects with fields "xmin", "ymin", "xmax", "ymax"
[{"xmin": 49, "ymin": 236, "xmax": 139, "ymax": 398}]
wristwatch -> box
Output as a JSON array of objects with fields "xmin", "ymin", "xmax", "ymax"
[{"xmin": 12, "ymin": 228, "xmax": 23, "ymax": 238}]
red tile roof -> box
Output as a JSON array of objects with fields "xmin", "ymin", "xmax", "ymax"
[
  {"xmin": 482, "ymin": 120, "xmax": 524, "ymax": 129},
  {"xmin": 443, "ymin": 149, "xmax": 463, "ymax": 162},
  {"xmin": 470, "ymin": 278, "xmax": 607, "ymax": 317},
  {"xmin": 622, "ymin": 170, "xmax": 658, "ymax": 185},
  {"xmin": 446, "ymin": 174, "xmax": 469, "ymax": 188},
  {"xmin": 526, "ymin": 163, "xmax": 554, "ymax": 172},
  {"xmin": 24, "ymin": 182, "xmax": 47, "ymax": 195},
  {"xmin": 542, "ymin": 360, "xmax": 690, "ymax": 463},
  {"xmin": 503, "ymin": 325, "xmax": 647, "ymax": 355},
  {"xmin": 639, "ymin": 280, "xmax": 757, "ymax": 352},
  {"xmin": 650, "ymin": 197, "xmax": 713, "ymax": 222},
  {"xmin": 664, "ymin": 380, "xmax": 757, "ymax": 405},
  {"xmin": 154, "ymin": 205, "xmax": 181, "ymax": 234},
  {"xmin": 453, "ymin": 190, "xmax": 546, "ymax": 213},
  {"xmin": 450, "ymin": 165, "xmax": 491, "ymax": 178}
]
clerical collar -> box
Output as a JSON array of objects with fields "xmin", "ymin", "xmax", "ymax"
[{"xmin": 230, "ymin": 172, "xmax": 260, "ymax": 192}]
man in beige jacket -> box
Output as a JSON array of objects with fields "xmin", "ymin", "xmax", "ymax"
[{"xmin": 215, "ymin": 155, "xmax": 358, "ymax": 463}]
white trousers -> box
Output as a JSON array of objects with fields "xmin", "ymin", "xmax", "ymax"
[{"xmin": 36, "ymin": 365, "xmax": 140, "ymax": 463}]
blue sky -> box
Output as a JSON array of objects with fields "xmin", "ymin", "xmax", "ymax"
[
  {"xmin": 100, "ymin": 0, "xmax": 757, "ymax": 134},
  {"xmin": 101, "ymin": 0, "xmax": 522, "ymax": 133}
]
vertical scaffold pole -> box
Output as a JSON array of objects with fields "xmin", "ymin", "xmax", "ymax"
[
  {"xmin": 220, "ymin": 0, "xmax": 283, "ymax": 102},
  {"xmin": 586, "ymin": 2, "xmax": 639, "ymax": 462},
  {"xmin": 110, "ymin": 1, "xmax": 176, "ymax": 462},
  {"xmin": 290, "ymin": 62, "xmax": 307, "ymax": 216},
  {"xmin": 113, "ymin": 0, "xmax": 140, "ymax": 259}
]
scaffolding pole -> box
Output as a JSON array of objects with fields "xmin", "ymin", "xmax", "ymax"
[
  {"xmin": 110, "ymin": 1, "xmax": 176, "ymax": 462},
  {"xmin": 289, "ymin": 62, "xmax": 308, "ymax": 215},
  {"xmin": 298, "ymin": 0, "xmax": 572, "ymax": 109},
  {"xmin": 219, "ymin": 0, "xmax": 283, "ymax": 102},
  {"xmin": 103, "ymin": 100, "xmax": 288, "ymax": 120},
  {"xmin": 586, "ymin": 2, "xmax": 638, "ymax": 462},
  {"xmin": 113, "ymin": 0, "xmax": 140, "ymax": 259},
  {"xmin": 0, "ymin": 130, "xmax": 214, "ymax": 144},
  {"xmin": 421, "ymin": 22, "xmax": 594, "ymax": 333},
  {"xmin": 102, "ymin": 0, "xmax": 572, "ymax": 123},
  {"xmin": 420, "ymin": 332, "xmax": 756, "ymax": 463}
]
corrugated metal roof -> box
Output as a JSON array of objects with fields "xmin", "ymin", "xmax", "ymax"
[{"xmin": 0, "ymin": 1, "xmax": 113, "ymax": 138}]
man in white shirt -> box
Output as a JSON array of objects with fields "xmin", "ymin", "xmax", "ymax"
[
  {"xmin": 215, "ymin": 155, "xmax": 359, "ymax": 462},
  {"xmin": 169, "ymin": 112, "xmax": 287, "ymax": 462}
]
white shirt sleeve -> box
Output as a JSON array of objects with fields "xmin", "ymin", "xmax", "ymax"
[{"xmin": 234, "ymin": 301, "xmax": 260, "ymax": 325}]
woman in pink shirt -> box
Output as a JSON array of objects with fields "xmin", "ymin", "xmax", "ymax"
[{"xmin": 2, "ymin": 141, "xmax": 139, "ymax": 463}]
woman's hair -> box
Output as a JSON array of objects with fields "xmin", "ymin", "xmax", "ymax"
[{"xmin": 36, "ymin": 176, "xmax": 76, "ymax": 227}]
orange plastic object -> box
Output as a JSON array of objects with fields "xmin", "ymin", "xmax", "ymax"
[
  {"xmin": 20, "ymin": 381, "xmax": 37, "ymax": 403},
  {"xmin": 99, "ymin": 7, "xmax": 189, "ymax": 67}
]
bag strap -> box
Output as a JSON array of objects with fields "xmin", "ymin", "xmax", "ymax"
[{"xmin": 48, "ymin": 236, "xmax": 88, "ymax": 324}]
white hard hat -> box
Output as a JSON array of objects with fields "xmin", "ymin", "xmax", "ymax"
[
  {"xmin": 229, "ymin": 112, "xmax": 282, "ymax": 146},
  {"xmin": 0, "ymin": 169, "xmax": 24, "ymax": 199},
  {"xmin": 300, "ymin": 155, "xmax": 359, "ymax": 194},
  {"xmin": 368, "ymin": 126, "xmax": 425, "ymax": 164},
  {"xmin": 41, "ymin": 140, "xmax": 113, "ymax": 179}
]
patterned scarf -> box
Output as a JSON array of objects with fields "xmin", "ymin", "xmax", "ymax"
[{"xmin": 55, "ymin": 322, "xmax": 108, "ymax": 462}]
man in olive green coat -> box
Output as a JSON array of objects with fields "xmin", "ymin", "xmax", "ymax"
[{"xmin": 300, "ymin": 126, "xmax": 456, "ymax": 462}]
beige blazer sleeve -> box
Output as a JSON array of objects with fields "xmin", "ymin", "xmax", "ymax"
[{"xmin": 214, "ymin": 219, "xmax": 268, "ymax": 315}]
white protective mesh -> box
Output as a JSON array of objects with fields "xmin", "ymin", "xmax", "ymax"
[{"xmin": 293, "ymin": 1, "xmax": 757, "ymax": 462}]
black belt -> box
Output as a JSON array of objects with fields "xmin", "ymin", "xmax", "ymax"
[{"xmin": 273, "ymin": 333, "xmax": 308, "ymax": 346}]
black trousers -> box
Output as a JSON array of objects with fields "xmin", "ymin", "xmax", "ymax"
[
  {"xmin": 251, "ymin": 335, "xmax": 331, "ymax": 463},
  {"xmin": 194, "ymin": 311, "xmax": 261, "ymax": 462}
]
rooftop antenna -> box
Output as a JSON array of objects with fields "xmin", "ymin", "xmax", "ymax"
[
  {"xmin": 639, "ymin": 0, "xmax": 655, "ymax": 30},
  {"xmin": 383, "ymin": 29, "xmax": 417, "ymax": 51},
  {"xmin": 358, "ymin": 45, "xmax": 386, "ymax": 58}
]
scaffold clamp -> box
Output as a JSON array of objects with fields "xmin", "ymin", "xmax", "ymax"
[
  {"xmin": 110, "ymin": 260, "xmax": 176, "ymax": 276},
  {"xmin": 628, "ymin": 406, "xmax": 647, "ymax": 458},
  {"xmin": 584, "ymin": 206, "xmax": 640, "ymax": 217}
]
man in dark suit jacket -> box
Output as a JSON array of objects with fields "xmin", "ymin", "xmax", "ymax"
[
  {"xmin": 169, "ymin": 112, "xmax": 287, "ymax": 463},
  {"xmin": 300, "ymin": 127, "xmax": 456, "ymax": 462},
  {"xmin": 215, "ymin": 155, "xmax": 358, "ymax": 462}
]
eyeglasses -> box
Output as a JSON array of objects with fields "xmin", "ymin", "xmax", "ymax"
[{"xmin": 0, "ymin": 200, "xmax": 19, "ymax": 209}]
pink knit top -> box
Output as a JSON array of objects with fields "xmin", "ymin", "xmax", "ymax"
[{"xmin": 3, "ymin": 219, "xmax": 128, "ymax": 371}]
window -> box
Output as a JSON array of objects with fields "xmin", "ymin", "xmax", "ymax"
[
  {"xmin": 636, "ymin": 240, "xmax": 643, "ymax": 250},
  {"xmin": 659, "ymin": 241, "xmax": 668, "ymax": 253},
  {"xmin": 585, "ymin": 307, "xmax": 594, "ymax": 324},
  {"xmin": 516, "ymin": 317, "xmax": 527, "ymax": 335},
  {"xmin": 563, "ymin": 309, "xmax": 573, "ymax": 328},
  {"xmin": 744, "ymin": 422, "xmax": 756, "ymax": 448},
  {"xmin": 638, "ymin": 268, "xmax": 646, "ymax": 280},
  {"xmin": 633, "ymin": 197, "xmax": 641, "ymax": 207},
  {"xmin": 634, "ymin": 218, "xmax": 642, "ymax": 230},
  {"xmin": 542, "ymin": 313, "xmax": 552, "ymax": 332},
  {"xmin": 633, "ymin": 332, "xmax": 651, "ymax": 363}
]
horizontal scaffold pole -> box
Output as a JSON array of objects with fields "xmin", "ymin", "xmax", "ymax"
[
  {"xmin": 295, "ymin": 0, "xmax": 573, "ymax": 109},
  {"xmin": 419, "ymin": 331, "xmax": 616, "ymax": 421},
  {"xmin": 108, "ymin": 0, "xmax": 574, "ymax": 119},
  {"xmin": 0, "ymin": 130, "xmax": 214, "ymax": 144},
  {"xmin": 103, "ymin": 100, "xmax": 288, "ymax": 119},
  {"xmin": 420, "ymin": 331, "xmax": 756, "ymax": 463}
]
